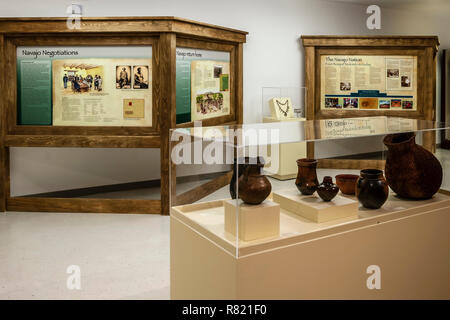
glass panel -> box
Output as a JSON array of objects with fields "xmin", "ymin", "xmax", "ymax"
[
  {"xmin": 176, "ymin": 47, "xmax": 231, "ymax": 124},
  {"xmin": 17, "ymin": 45, "xmax": 152, "ymax": 126},
  {"xmin": 170, "ymin": 119, "xmax": 450, "ymax": 258},
  {"xmin": 172, "ymin": 116, "xmax": 450, "ymax": 146},
  {"xmin": 261, "ymin": 87, "xmax": 306, "ymax": 121}
]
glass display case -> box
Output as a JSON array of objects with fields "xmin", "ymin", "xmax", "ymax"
[
  {"xmin": 261, "ymin": 86, "xmax": 306, "ymax": 120},
  {"xmin": 261, "ymin": 87, "xmax": 307, "ymax": 179},
  {"xmin": 169, "ymin": 116, "xmax": 450, "ymax": 299}
]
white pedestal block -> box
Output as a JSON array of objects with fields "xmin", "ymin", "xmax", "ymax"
[
  {"xmin": 224, "ymin": 199, "xmax": 280, "ymax": 241},
  {"xmin": 273, "ymin": 188, "xmax": 358, "ymax": 223}
]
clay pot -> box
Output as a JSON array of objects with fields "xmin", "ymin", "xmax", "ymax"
[
  {"xmin": 383, "ymin": 133, "xmax": 443, "ymax": 199},
  {"xmin": 317, "ymin": 176, "xmax": 339, "ymax": 202},
  {"xmin": 237, "ymin": 157, "xmax": 272, "ymax": 205},
  {"xmin": 356, "ymin": 169, "xmax": 389, "ymax": 209},
  {"xmin": 295, "ymin": 158, "xmax": 319, "ymax": 195},
  {"xmin": 335, "ymin": 174, "xmax": 359, "ymax": 195}
]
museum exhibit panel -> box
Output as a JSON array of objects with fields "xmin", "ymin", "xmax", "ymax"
[
  {"xmin": 0, "ymin": 17, "xmax": 247, "ymax": 215},
  {"xmin": 301, "ymin": 36, "xmax": 439, "ymax": 169},
  {"xmin": 169, "ymin": 117, "xmax": 450, "ymax": 299}
]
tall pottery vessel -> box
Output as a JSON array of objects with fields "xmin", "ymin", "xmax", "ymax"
[{"xmin": 383, "ymin": 132, "xmax": 442, "ymax": 199}]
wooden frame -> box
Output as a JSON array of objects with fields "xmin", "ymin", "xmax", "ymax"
[
  {"xmin": 0, "ymin": 17, "xmax": 247, "ymax": 215},
  {"xmin": 442, "ymin": 50, "xmax": 450, "ymax": 149},
  {"xmin": 301, "ymin": 36, "xmax": 439, "ymax": 169}
]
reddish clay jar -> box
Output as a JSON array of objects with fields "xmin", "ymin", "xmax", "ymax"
[
  {"xmin": 317, "ymin": 176, "xmax": 339, "ymax": 201},
  {"xmin": 237, "ymin": 157, "xmax": 272, "ymax": 205},
  {"xmin": 295, "ymin": 158, "xmax": 319, "ymax": 195},
  {"xmin": 383, "ymin": 133, "xmax": 443, "ymax": 199},
  {"xmin": 335, "ymin": 174, "xmax": 359, "ymax": 195}
]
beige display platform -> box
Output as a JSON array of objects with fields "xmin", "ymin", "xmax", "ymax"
[
  {"xmin": 224, "ymin": 199, "xmax": 280, "ymax": 241},
  {"xmin": 263, "ymin": 116, "xmax": 306, "ymax": 180},
  {"xmin": 273, "ymin": 188, "xmax": 358, "ymax": 222},
  {"xmin": 171, "ymin": 191, "xmax": 450, "ymax": 299}
]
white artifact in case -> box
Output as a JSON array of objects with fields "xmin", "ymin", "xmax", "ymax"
[
  {"xmin": 273, "ymin": 189, "xmax": 358, "ymax": 223},
  {"xmin": 269, "ymin": 97, "xmax": 295, "ymax": 119},
  {"xmin": 224, "ymin": 199, "xmax": 280, "ymax": 241}
]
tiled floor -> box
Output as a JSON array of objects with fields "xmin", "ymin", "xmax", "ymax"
[{"xmin": 1, "ymin": 148, "xmax": 449, "ymax": 299}]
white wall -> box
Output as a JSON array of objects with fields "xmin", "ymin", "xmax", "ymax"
[{"xmin": 2, "ymin": 0, "xmax": 448, "ymax": 195}]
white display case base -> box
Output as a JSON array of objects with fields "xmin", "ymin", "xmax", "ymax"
[
  {"xmin": 273, "ymin": 188, "xmax": 358, "ymax": 222},
  {"xmin": 224, "ymin": 199, "xmax": 280, "ymax": 241},
  {"xmin": 171, "ymin": 192, "xmax": 450, "ymax": 299}
]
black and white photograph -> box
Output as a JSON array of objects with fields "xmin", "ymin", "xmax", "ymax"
[
  {"xmin": 340, "ymin": 81, "xmax": 351, "ymax": 91},
  {"xmin": 401, "ymin": 75, "xmax": 411, "ymax": 87},
  {"xmin": 116, "ymin": 65, "xmax": 131, "ymax": 89},
  {"xmin": 133, "ymin": 65, "xmax": 149, "ymax": 89},
  {"xmin": 387, "ymin": 68, "xmax": 399, "ymax": 78}
]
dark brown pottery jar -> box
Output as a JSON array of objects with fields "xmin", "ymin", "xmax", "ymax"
[
  {"xmin": 383, "ymin": 132, "xmax": 443, "ymax": 199},
  {"xmin": 237, "ymin": 157, "xmax": 272, "ymax": 205},
  {"xmin": 317, "ymin": 176, "xmax": 339, "ymax": 202},
  {"xmin": 295, "ymin": 158, "xmax": 319, "ymax": 195},
  {"xmin": 356, "ymin": 169, "xmax": 389, "ymax": 209}
]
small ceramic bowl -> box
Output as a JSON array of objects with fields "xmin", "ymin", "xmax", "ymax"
[{"xmin": 335, "ymin": 174, "xmax": 359, "ymax": 195}]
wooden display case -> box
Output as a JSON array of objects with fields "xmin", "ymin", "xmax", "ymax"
[
  {"xmin": 0, "ymin": 17, "xmax": 247, "ymax": 215},
  {"xmin": 301, "ymin": 35, "xmax": 439, "ymax": 169}
]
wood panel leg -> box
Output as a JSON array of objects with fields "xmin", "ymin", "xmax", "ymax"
[
  {"xmin": 159, "ymin": 33, "xmax": 177, "ymax": 215},
  {"xmin": 236, "ymin": 43, "xmax": 244, "ymax": 124},
  {"xmin": 306, "ymin": 141, "xmax": 314, "ymax": 159},
  {"xmin": 423, "ymin": 131, "xmax": 436, "ymax": 153}
]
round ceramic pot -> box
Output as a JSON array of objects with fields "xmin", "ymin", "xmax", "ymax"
[
  {"xmin": 335, "ymin": 174, "xmax": 359, "ymax": 195},
  {"xmin": 317, "ymin": 176, "xmax": 339, "ymax": 202},
  {"xmin": 356, "ymin": 169, "xmax": 389, "ymax": 209},
  {"xmin": 237, "ymin": 157, "xmax": 272, "ymax": 205},
  {"xmin": 295, "ymin": 158, "xmax": 319, "ymax": 195},
  {"xmin": 383, "ymin": 132, "xmax": 442, "ymax": 199}
]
